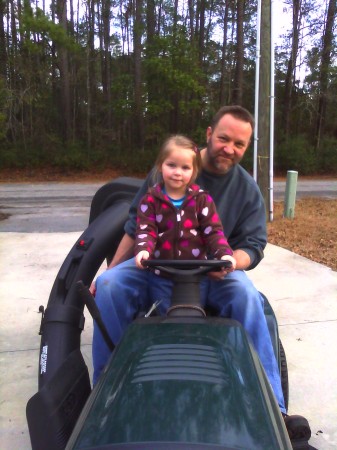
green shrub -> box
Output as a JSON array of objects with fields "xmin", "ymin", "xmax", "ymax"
[
  {"xmin": 317, "ymin": 138, "xmax": 337, "ymax": 174},
  {"xmin": 107, "ymin": 146, "xmax": 157, "ymax": 174},
  {"xmin": 52, "ymin": 143, "xmax": 91, "ymax": 170},
  {"xmin": 275, "ymin": 136, "xmax": 317, "ymax": 175},
  {"xmin": 0, "ymin": 146, "xmax": 23, "ymax": 167}
]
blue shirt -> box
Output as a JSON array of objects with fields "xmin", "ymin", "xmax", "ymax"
[{"xmin": 162, "ymin": 187, "xmax": 186, "ymax": 208}]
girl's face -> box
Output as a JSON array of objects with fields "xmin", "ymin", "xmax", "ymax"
[{"xmin": 160, "ymin": 146, "xmax": 194, "ymax": 198}]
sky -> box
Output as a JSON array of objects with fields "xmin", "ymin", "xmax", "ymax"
[{"xmin": 272, "ymin": 0, "xmax": 289, "ymax": 41}]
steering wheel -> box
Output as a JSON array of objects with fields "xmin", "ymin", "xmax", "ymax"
[
  {"xmin": 142, "ymin": 260, "xmax": 232, "ymax": 318},
  {"xmin": 142, "ymin": 259, "xmax": 232, "ymax": 277}
]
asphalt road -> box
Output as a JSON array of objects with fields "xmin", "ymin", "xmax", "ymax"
[{"xmin": 0, "ymin": 179, "xmax": 336, "ymax": 232}]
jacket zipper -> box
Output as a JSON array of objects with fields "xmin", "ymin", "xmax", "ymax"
[{"xmin": 152, "ymin": 186, "xmax": 198, "ymax": 259}]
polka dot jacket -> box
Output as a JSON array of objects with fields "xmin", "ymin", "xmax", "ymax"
[{"xmin": 135, "ymin": 183, "xmax": 233, "ymax": 261}]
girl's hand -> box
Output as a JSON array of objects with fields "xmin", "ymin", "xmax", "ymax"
[
  {"xmin": 208, "ymin": 255, "xmax": 237, "ymax": 280},
  {"xmin": 135, "ymin": 251, "xmax": 150, "ymax": 269},
  {"xmin": 221, "ymin": 255, "xmax": 237, "ymax": 272}
]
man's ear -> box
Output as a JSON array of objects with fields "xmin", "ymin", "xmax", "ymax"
[{"xmin": 206, "ymin": 126, "xmax": 212, "ymax": 142}]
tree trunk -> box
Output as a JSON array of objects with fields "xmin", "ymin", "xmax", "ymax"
[
  {"xmin": 315, "ymin": 0, "xmax": 336, "ymax": 151},
  {"xmin": 198, "ymin": 0, "xmax": 206, "ymax": 66},
  {"xmin": 188, "ymin": 0, "xmax": 195, "ymax": 42},
  {"xmin": 85, "ymin": 0, "xmax": 96, "ymax": 150},
  {"xmin": 157, "ymin": 0, "xmax": 163, "ymax": 35},
  {"xmin": 219, "ymin": 2, "xmax": 229, "ymax": 106},
  {"xmin": 257, "ymin": 0, "xmax": 271, "ymax": 217},
  {"xmin": 147, "ymin": 0, "xmax": 156, "ymax": 42},
  {"xmin": 56, "ymin": 0, "xmax": 72, "ymax": 141},
  {"xmin": 102, "ymin": 0, "xmax": 112, "ymax": 129},
  {"xmin": 170, "ymin": 0, "xmax": 180, "ymax": 132},
  {"xmin": 145, "ymin": 0, "xmax": 156, "ymax": 118},
  {"xmin": 133, "ymin": 0, "xmax": 144, "ymax": 150},
  {"xmin": 283, "ymin": 0, "xmax": 301, "ymax": 141},
  {"xmin": 232, "ymin": 0, "xmax": 244, "ymax": 104},
  {"xmin": 0, "ymin": 0, "xmax": 7, "ymax": 79}
]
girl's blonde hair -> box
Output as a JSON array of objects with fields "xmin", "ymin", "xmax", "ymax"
[{"xmin": 152, "ymin": 135, "xmax": 202, "ymax": 185}]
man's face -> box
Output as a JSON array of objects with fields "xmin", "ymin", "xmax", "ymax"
[{"xmin": 205, "ymin": 114, "xmax": 252, "ymax": 174}]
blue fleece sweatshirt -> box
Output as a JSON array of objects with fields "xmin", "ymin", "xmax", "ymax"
[{"xmin": 124, "ymin": 164, "xmax": 267, "ymax": 270}]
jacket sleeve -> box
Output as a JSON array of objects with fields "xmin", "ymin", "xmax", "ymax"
[
  {"xmin": 228, "ymin": 187, "xmax": 266, "ymax": 270},
  {"xmin": 124, "ymin": 171, "xmax": 154, "ymax": 238},
  {"xmin": 134, "ymin": 194, "xmax": 158, "ymax": 256},
  {"xmin": 197, "ymin": 193, "xmax": 233, "ymax": 258}
]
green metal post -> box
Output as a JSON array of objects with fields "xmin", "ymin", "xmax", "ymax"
[{"xmin": 284, "ymin": 170, "xmax": 298, "ymax": 219}]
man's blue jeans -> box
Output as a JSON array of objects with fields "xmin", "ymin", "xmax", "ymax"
[{"xmin": 92, "ymin": 258, "xmax": 286, "ymax": 413}]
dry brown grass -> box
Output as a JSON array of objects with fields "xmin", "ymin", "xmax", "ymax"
[
  {"xmin": 1, "ymin": 168, "xmax": 336, "ymax": 271},
  {"xmin": 267, "ymin": 199, "xmax": 337, "ymax": 271}
]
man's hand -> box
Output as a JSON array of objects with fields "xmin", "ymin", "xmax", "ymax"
[
  {"xmin": 232, "ymin": 249, "xmax": 251, "ymax": 270},
  {"xmin": 89, "ymin": 234, "xmax": 136, "ymax": 297},
  {"xmin": 107, "ymin": 233, "xmax": 135, "ymax": 269},
  {"xmin": 135, "ymin": 250, "xmax": 150, "ymax": 269},
  {"xmin": 89, "ymin": 280, "xmax": 96, "ymax": 296}
]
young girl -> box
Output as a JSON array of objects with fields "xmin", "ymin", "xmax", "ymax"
[{"xmin": 135, "ymin": 135, "xmax": 236, "ymax": 272}]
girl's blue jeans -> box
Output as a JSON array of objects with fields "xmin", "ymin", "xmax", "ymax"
[{"xmin": 92, "ymin": 257, "xmax": 286, "ymax": 414}]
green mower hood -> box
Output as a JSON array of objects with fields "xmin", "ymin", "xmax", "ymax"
[{"xmin": 68, "ymin": 317, "xmax": 291, "ymax": 450}]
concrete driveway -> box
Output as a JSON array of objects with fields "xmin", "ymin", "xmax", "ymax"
[
  {"xmin": 0, "ymin": 232, "xmax": 336, "ymax": 450},
  {"xmin": 0, "ymin": 179, "xmax": 336, "ymax": 449}
]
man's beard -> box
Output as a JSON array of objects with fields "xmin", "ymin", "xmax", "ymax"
[{"xmin": 206, "ymin": 143, "xmax": 234, "ymax": 174}]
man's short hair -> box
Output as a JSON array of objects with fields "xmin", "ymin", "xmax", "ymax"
[{"xmin": 211, "ymin": 105, "xmax": 255, "ymax": 131}]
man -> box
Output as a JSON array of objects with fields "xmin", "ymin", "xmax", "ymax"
[{"xmin": 92, "ymin": 105, "xmax": 311, "ymax": 446}]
